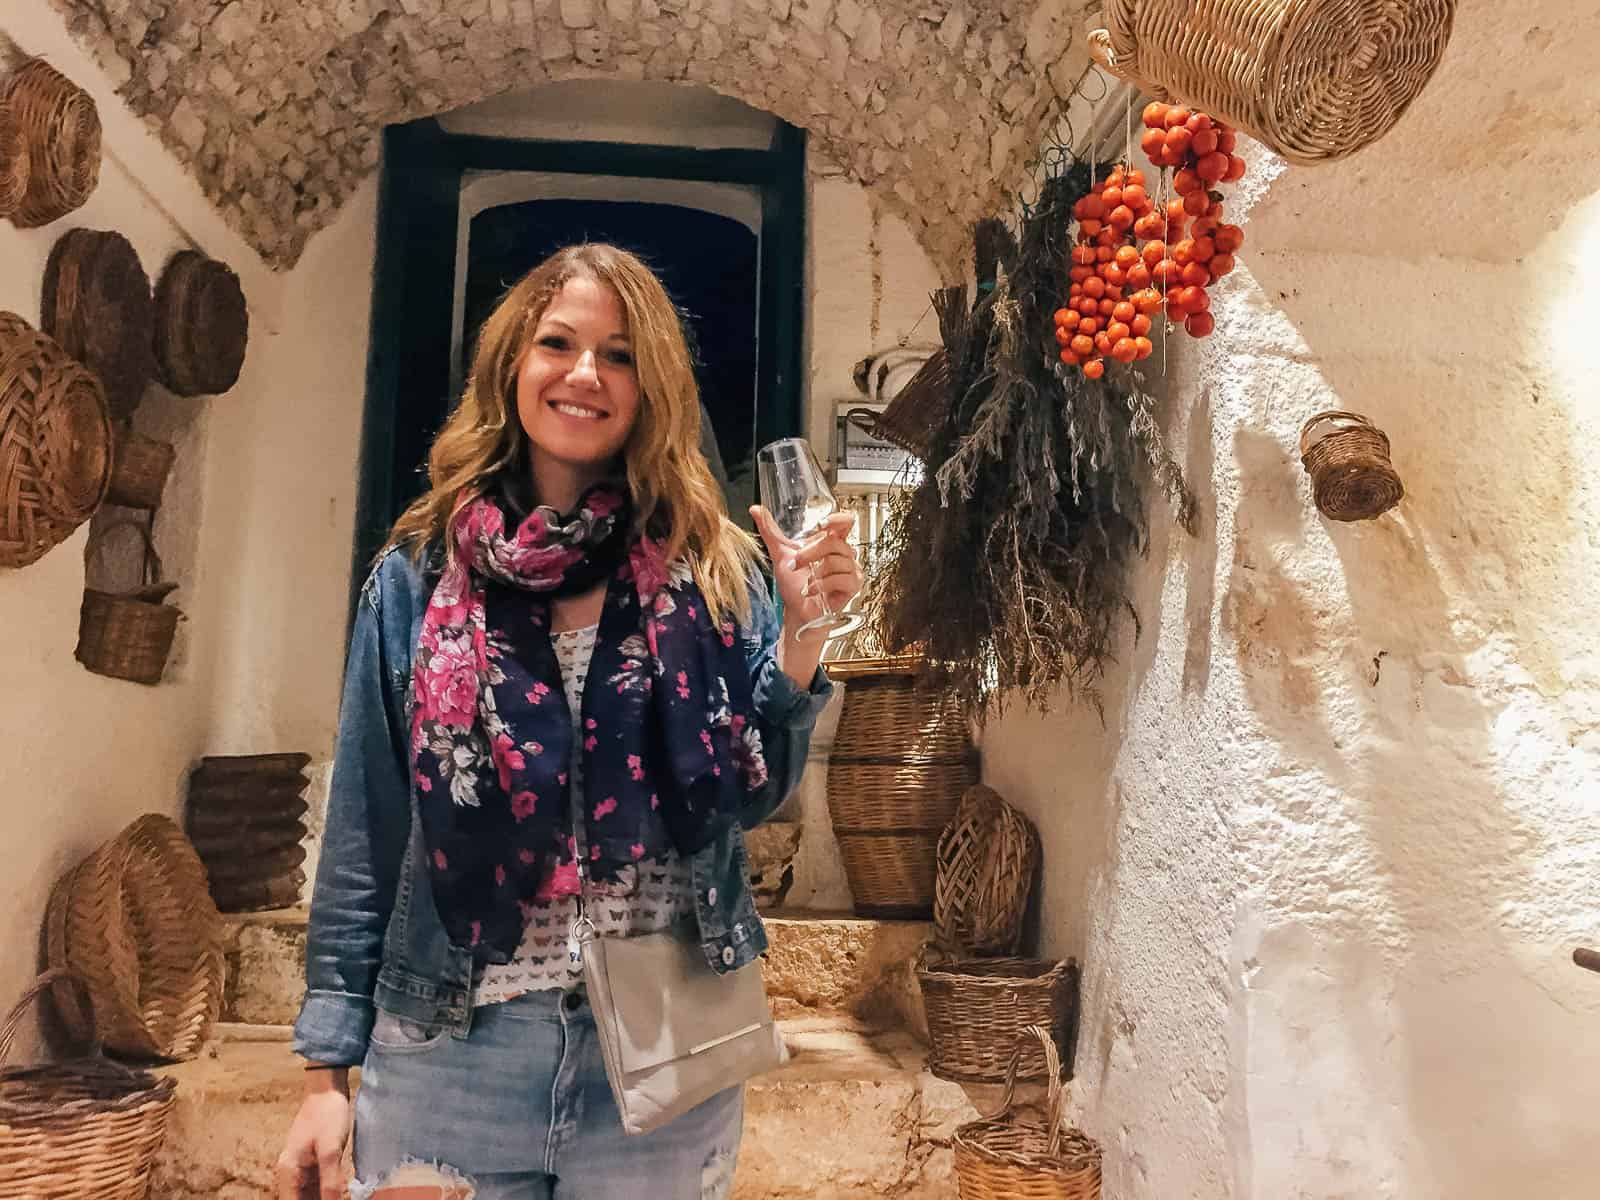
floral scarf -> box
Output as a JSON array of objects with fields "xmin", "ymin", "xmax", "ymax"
[{"xmin": 410, "ymin": 484, "xmax": 769, "ymax": 962}]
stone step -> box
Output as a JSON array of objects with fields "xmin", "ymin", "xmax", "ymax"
[
  {"xmin": 150, "ymin": 1016, "xmax": 981, "ymax": 1199},
  {"xmin": 222, "ymin": 907, "xmax": 934, "ymax": 1037}
]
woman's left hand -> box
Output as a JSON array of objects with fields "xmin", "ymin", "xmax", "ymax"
[{"xmin": 750, "ymin": 506, "xmax": 863, "ymax": 648}]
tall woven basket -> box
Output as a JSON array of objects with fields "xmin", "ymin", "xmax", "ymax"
[
  {"xmin": 826, "ymin": 657, "xmax": 979, "ymax": 918},
  {"xmin": 46, "ymin": 814, "xmax": 224, "ymax": 1062},
  {"xmin": 1089, "ymin": 0, "xmax": 1457, "ymax": 164},
  {"xmin": 953, "ymin": 1025, "xmax": 1102, "ymax": 1200},
  {"xmin": 0, "ymin": 970, "xmax": 176, "ymax": 1200}
]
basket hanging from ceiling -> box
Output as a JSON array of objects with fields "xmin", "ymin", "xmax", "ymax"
[
  {"xmin": 0, "ymin": 57, "xmax": 102, "ymax": 227},
  {"xmin": 153, "ymin": 251, "xmax": 249, "ymax": 396},
  {"xmin": 42, "ymin": 228, "xmax": 157, "ymax": 423},
  {"xmin": 1089, "ymin": 0, "xmax": 1458, "ymax": 165}
]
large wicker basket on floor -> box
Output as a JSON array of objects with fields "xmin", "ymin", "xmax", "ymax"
[
  {"xmin": 953, "ymin": 1025, "xmax": 1101, "ymax": 1200},
  {"xmin": 46, "ymin": 814, "xmax": 224, "ymax": 1062},
  {"xmin": 0, "ymin": 970, "xmax": 176, "ymax": 1200},
  {"xmin": 934, "ymin": 784, "xmax": 1040, "ymax": 956},
  {"xmin": 1089, "ymin": 0, "xmax": 1456, "ymax": 165},
  {"xmin": 826, "ymin": 656, "xmax": 979, "ymax": 918},
  {"xmin": 919, "ymin": 954, "xmax": 1079, "ymax": 1083}
]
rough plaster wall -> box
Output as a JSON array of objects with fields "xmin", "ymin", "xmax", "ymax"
[
  {"xmin": 37, "ymin": 0, "xmax": 1090, "ymax": 274},
  {"xmin": 981, "ymin": 2, "xmax": 1600, "ymax": 1197}
]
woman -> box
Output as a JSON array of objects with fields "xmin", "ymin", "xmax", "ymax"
[{"xmin": 277, "ymin": 243, "xmax": 860, "ymax": 1200}]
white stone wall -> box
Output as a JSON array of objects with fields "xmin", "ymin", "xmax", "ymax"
[{"xmin": 982, "ymin": 3, "xmax": 1600, "ymax": 1196}]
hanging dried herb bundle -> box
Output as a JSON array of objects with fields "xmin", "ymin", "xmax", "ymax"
[{"xmin": 867, "ymin": 156, "xmax": 1197, "ymax": 717}]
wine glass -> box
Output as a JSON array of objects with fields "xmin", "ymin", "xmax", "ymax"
[{"xmin": 756, "ymin": 438, "xmax": 863, "ymax": 641}]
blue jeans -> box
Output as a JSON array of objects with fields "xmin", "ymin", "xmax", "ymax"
[{"xmin": 351, "ymin": 989, "xmax": 744, "ymax": 1200}]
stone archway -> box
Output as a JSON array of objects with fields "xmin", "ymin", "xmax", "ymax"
[{"xmin": 47, "ymin": 0, "xmax": 1092, "ymax": 273}]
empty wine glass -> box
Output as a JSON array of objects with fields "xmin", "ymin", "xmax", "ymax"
[{"xmin": 756, "ymin": 438, "xmax": 863, "ymax": 641}]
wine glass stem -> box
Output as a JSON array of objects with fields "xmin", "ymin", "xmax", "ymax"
[{"xmin": 807, "ymin": 561, "xmax": 836, "ymax": 618}]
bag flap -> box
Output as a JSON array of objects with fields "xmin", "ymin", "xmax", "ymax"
[{"xmin": 590, "ymin": 933, "xmax": 773, "ymax": 1075}]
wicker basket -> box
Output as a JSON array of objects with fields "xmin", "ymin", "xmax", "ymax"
[
  {"xmin": 934, "ymin": 785, "xmax": 1040, "ymax": 957},
  {"xmin": 0, "ymin": 970, "xmax": 176, "ymax": 1200},
  {"xmin": 918, "ymin": 954, "xmax": 1079, "ymax": 1083},
  {"xmin": 76, "ymin": 518, "xmax": 183, "ymax": 685},
  {"xmin": 1298, "ymin": 410, "xmax": 1404, "ymax": 522},
  {"xmin": 42, "ymin": 229, "xmax": 157, "ymax": 422},
  {"xmin": 0, "ymin": 99, "xmax": 28, "ymax": 221},
  {"xmin": 827, "ymin": 657, "xmax": 979, "ymax": 918},
  {"xmin": 1089, "ymin": 0, "xmax": 1457, "ymax": 165},
  {"xmin": 953, "ymin": 1025, "xmax": 1101, "ymax": 1200},
  {"xmin": 0, "ymin": 58, "xmax": 102, "ymax": 227},
  {"xmin": 153, "ymin": 251, "xmax": 249, "ymax": 396},
  {"xmin": 105, "ymin": 427, "xmax": 176, "ymax": 510},
  {"xmin": 0, "ymin": 310, "xmax": 112, "ymax": 568},
  {"xmin": 45, "ymin": 814, "xmax": 224, "ymax": 1062},
  {"xmin": 185, "ymin": 753, "xmax": 312, "ymax": 912}
]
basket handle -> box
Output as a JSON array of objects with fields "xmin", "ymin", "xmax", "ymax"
[
  {"xmin": 985, "ymin": 1023, "xmax": 1067, "ymax": 1153},
  {"xmin": 845, "ymin": 407, "xmax": 885, "ymax": 438},
  {"xmin": 0, "ymin": 967, "xmax": 102, "ymax": 1067},
  {"xmin": 85, "ymin": 516, "xmax": 167, "ymax": 594},
  {"xmin": 1298, "ymin": 410, "xmax": 1376, "ymax": 457}
]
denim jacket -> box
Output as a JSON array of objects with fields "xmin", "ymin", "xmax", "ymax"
[{"xmin": 293, "ymin": 546, "xmax": 832, "ymax": 1066}]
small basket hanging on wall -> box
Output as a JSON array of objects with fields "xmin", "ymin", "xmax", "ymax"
[
  {"xmin": 0, "ymin": 57, "xmax": 102, "ymax": 227},
  {"xmin": 42, "ymin": 228, "xmax": 158, "ymax": 423},
  {"xmin": 153, "ymin": 250, "xmax": 249, "ymax": 397},
  {"xmin": 75, "ymin": 518, "xmax": 183, "ymax": 685},
  {"xmin": 1088, "ymin": 0, "xmax": 1457, "ymax": 165},
  {"xmin": 0, "ymin": 311, "xmax": 113, "ymax": 569},
  {"xmin": 1298, "ymin": 410, "xmax": 1404, "ymax": 522},
  {"xmin": 104, "ymin": 427, "xmax": 176, "ymax": 511}
]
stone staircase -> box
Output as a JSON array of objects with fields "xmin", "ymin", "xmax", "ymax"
[{"xmin": 151, "ymin": 907, "xmax": 981, "ymax": 1199}]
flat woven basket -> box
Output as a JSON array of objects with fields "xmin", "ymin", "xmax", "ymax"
[
  {"xmin": 153, "ymin": 251, "xmax": 249, "ymax": 396},
  {"xmin": 827, "ymin": 656, "xmax": 979, "ymax": 918},
  {"xmin": 953, "ymin": 1024, "xmax": 1102, "ymax": 1200},
  {"xmin": 0, "ymin": 58, "xmax": 102, "ymax": 227},
  {"xmin": 1298, "ymin": 410, "xmax": 1404, "ymax": 522},
  {"xmin": 1089, "ymin": 0, "xmax": 1457, "ymax": 165},
  {"xmin": 918, "ymin": 954, "xmax": 1078, "ymax": 1083},
  {"xmin": 45, "ymin": 813, "xmax": 224, "ymax": 1062},
  {"xmin": 0, "ymin": 969, "xmax": 176, "ymax": 1200},
  {"xmin": 0, "ymin": 99, "xmax": 29, "ymax": 221},
  {"xmin": 934, "ymin": 785, "xmax": 1040, "ymax": 957},
  {"xmin": 42, "ymin": 229, "xmax": 157, "ymax": 423},
  {"xmin": 0, "ymin": 310, "xmax": 112, "ymax": 568},
  {"xmin": 76, "ymin": 518, "xmax": 184, "ymax": 685}
]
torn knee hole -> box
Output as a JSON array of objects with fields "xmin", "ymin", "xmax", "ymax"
[
  {"xmin": 700, "ymin": 1144, "xmax": 737, "ymax": 1200},
  {"xmin": 366, "ymin": 1162, "xmax": 477, "ymax": 1200}
]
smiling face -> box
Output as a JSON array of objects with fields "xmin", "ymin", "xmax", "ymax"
[{"xmin": 514, "ymin": 273, "xmax": 642, "ymax": 503}]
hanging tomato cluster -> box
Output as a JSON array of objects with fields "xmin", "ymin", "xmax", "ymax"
[{"xmin": 1055, "ymin": 101, "xmax": 1250, "ymax": 378}]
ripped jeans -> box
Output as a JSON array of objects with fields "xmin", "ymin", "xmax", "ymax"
[{"xmin": 350, "ymin": 988, "xmax": 743, "ymax": 1200}]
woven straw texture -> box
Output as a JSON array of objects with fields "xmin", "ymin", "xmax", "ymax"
[
  {"xmin": 1298, "ymin": 410, "xmax": 1404, "ymax": 521},
  {"xmin": 105, "ymin": 427, "xmax": 175, "ymax": 510},
  {"xmin": 0, "ymin": 99, "xmax": 28, "ymax": 221},
  {"xmin": 0, "ymin": 310, "xmax": 112, "ymax": 569},
  {"xmin": 1091, "ymin": 0, "xmax": 1456, "ymax": 165},
  {"xmin": 0, "ymin": 58, "xmax": 101, "ymax": 227},
  {"xmin": 919, "ymin": 955, "xmax": 1078, "ymax": 1083},
  {"xmin": 42, "ymin": 229, "xmax": 157, "ymax": 422},
  {"xmin": 0, "ymin": 970, "xmax": 175, "ymax": 1200},
  {"xmin": 934, "ymin": 785, "xmax": 1040, "ymax": 957},
  {"xmin": 827, "ymin": 659, "xmax": 978, "ymax": 918},
  {"xmin": 45, "ymin": 813, "xmax": 224, "ymax": 1061},
  {"xmin": 952, "ymin": 1025, "xmax": 1102, "ymax": 1200},
  {"xmin": 76, "ymin": 518, "xmax": 183, "ymax": 685},
  {"xmin": 153, "ymin": 251, "xmax": 249, "ymax": 396},
  {"xmin": 186, "ymin": 754, "xmax": 312, "ymax": 912}
]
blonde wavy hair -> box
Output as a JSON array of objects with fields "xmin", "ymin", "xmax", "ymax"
[{"xmin": 385, "ymin": 243, "xmax": 759, "ymax": 624}]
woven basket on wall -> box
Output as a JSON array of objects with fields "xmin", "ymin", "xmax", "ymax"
[
  {"xmin": 0, "ymin": 100, "xmax": 29, "ymax": 221},
  {"xmin": 105, "ymin": 427, "xmax": 176, "ymax": 511},
  {"xmin": 826, "ymin": 657, "xmax": 979, "ymax": 919},
  {"xmin": 1088, "ymin": 0, "xmax": 1457, "ymax": 165},
  {"xmin": 76, "ymin": 518, "xmax": 183, "ymax": 685},
  {"xmin": 45, "ymin": 814, "xmax": 224, "ymax": 1062},
  {"xmin": 918, "ymin": 955, "xmax": 1079, "ymax": 1084},
  {"xmin": 0, "ymin": 58, "xmax": 102, "ymax": 227},
  {"xmin": 952, "ymin": 1025, "xmax": 1102, "ymax": 1200},
  {"xmin": 186, "ymin": 754, "xmax": 312, "ymax": 912},
  {"xmin": 934, "ymin": 785, "xmax": 1040, "ymax": 957},
  {"xmin": 0, "ymin": 970, "xmax": 176, "ymax": 1200},
  {"xmin": 42, "ymin": 229, "xmax": 158, "ymax": 423},
  {"xmin": 153, "ymin": 251, "xmax": 249, "ymax": 396},
  {"xmin": 0, "ymin": 311, "xmax": 112, "ymax": 569},
  {"xmin": 1298, "ymin": 410, "xmax": 1404, "ymax": 522}
]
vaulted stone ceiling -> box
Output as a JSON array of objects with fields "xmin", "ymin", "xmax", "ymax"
[{"xmin": 44, "ymin": 0, "xmax": 1093, "ymax": 272}]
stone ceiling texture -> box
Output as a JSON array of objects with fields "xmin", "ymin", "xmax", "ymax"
[{"xmin": 45, "ymin": 0, "xmax": 1094, "ymax": 272}]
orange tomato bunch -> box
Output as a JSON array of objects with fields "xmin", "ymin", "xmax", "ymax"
[
  {"xmin": 1138, "ymin": 101, "xmax": 1247, "ymax": 339},
  {"xmin": 1054, "ymin": 166, "xmax": 1160, "ymax": 379}
]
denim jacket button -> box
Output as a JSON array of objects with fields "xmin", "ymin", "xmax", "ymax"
[
  {"xmin": 706, "ymin": 886, "xmax": 718, "ymax": 906},
  {"xmin": 721, "ymin": 945, "xmax": 736, "ymax": 966}
]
